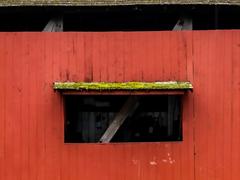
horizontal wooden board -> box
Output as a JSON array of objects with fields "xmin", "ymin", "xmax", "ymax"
[
  {"xmin": 53, "ymin": 81, "xmax": 193, "ymax": 91},
  {"xmin": 61, "ymin": 90, "xmax": 186, "ymax": 95},
  {"xmin": 0, "ymin": 0, "xmax": 240, "ymax": 6}
]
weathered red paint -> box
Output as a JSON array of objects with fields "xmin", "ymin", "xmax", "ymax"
[{"xmin": 0, "ymin": 31, "xmax": 239, "ymax": 180}]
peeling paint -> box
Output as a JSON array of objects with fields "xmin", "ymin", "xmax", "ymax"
[
  {"xmin": 162, "ymin": 153, "xmax": 176, "ymax": 164},
  {"xmin": 150, "ymin": 161, "xmax": 157, "ymax": 165},
  {"xmin": 162, "ymin": 159, "xmax": 168, "ymax": 163}
]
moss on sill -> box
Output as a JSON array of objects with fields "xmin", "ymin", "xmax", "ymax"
[{"xmin": 53, "ymin": 81, "xmax": 193, "ymax": 91}]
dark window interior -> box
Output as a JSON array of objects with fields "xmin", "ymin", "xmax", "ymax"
[
  {"xmin": 0, "ymin": 5, "xmax": 240, "ymax": 31},
  {"xmin": 64, "ymin": 95, "xmax": 182, "ymax": 143}
]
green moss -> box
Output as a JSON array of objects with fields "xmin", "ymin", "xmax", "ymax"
[{"xmin": 53, "ymin": 81, "xmax": 193, "ymax": 91}]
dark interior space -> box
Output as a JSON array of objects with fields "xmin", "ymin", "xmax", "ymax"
[
  {"xmin": 0, "ymin": 5, "xmax": 240, "ymax": 31},
  {"xmin": 64, "ymin": 95, "xmax": 182, "ymax": 143}
]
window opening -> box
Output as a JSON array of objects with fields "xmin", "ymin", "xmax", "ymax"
[{"xmin": 64, "ymin": 95, "xmax": 182, "ymax": 143}]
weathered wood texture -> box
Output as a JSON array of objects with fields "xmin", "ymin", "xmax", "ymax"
[
  {"xmin": 0, "ymin": 0, "xmax": 240, "ymax": 6},
  {"xmin": 0, "ymin": 31, "xmax": 239, "ymax": 180}
]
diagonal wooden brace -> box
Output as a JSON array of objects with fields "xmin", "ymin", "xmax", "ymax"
[
  {"xmin": 43, "ymin": 16, "xmax": 63, "ymax": 32},
  {"xmin": 99, "ymin": 96, "xmax": 139, "ymax": 143},
  {"xmin": 173, "ymin": 16, "xmax": 192, "ymax": 30}
]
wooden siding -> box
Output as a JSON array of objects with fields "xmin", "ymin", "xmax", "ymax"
[
  {"xmin": 0, "ymin": 0, "xmax": 240, "ymax": 6},
  {"xmin": 0, "ymin": 31, "xmax": 239, "ymax": 180},
  {"xmin": 193, "ymin": 31, "xmax": 240, "ymax": 180}
]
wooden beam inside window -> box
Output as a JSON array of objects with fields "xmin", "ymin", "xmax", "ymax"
[{"xmin": 99, "ymin": 96, "xmax": 139, "ymax": 143}]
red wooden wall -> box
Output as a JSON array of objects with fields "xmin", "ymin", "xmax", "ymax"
[{"xmin": 0, "ymin": 31, "xmax": 239, "ymax": 180}]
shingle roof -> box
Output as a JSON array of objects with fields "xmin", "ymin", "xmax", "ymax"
[{"xmin": 0, "ymin": 0, "xmax": 240, "ymax": 6}]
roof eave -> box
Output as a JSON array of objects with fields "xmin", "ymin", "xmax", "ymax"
[{"xmin": 1, "ymin": 0, "xmax": 240, "ymax": 7}]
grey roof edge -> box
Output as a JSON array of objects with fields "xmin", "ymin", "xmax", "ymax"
[{"xmin": 0, "ymin": 0, "xmax": 240, "ymax": 7}]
